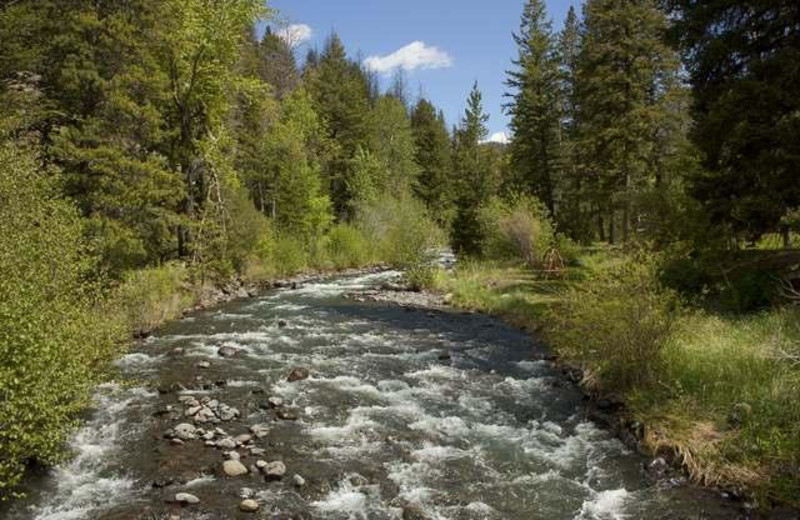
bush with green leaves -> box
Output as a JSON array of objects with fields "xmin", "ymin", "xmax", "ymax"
[
  {"xmin": 356, "ymin": 194, "xmax": 443, "ymax": 287},
  {"xmin": 0, "ymin": 142, "xmax": 124, "ymax": 496},
  {"xmin": 321, "ymin": 224, "xmax": 375, "ymax": 270},
  {"xmin": 477, "ymin": 195, "xmax": 554, "ymax": 267},
  {"xmin": 548, "ymin": 251, "xmax": 680, "ymax": 394}
]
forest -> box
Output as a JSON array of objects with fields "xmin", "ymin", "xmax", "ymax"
[{"xmin": 0, "ymin": 0, "xmax": 799, "ymax": 513}]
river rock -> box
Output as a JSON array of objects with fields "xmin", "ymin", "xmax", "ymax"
[
  {"xmin": 647, "ymin": 457, "xmax": 668, "ymax": 478},
  {"xmin": 267, "ymin": 396, "xmax": 284, "ymax": 408},
  {"xmin": 174, "ymin": 423, "xmax": 197, "ymax": 441},
  {"xmin": 240, "ymin": 487, "xmax": 255, "ymax": 499},
  {"xmin": 293, "ymin": 474, "xmax": 306, "ymax": 487},
  {"xmin": 218, "ymin": 346, "xmax": 240, "ymax": 358},
  {"xmin": 185, "ymin": 405, "xmax": 202, "ymax": 417},
  {"xmin": 240, "ymin": 499, "xmax": 260, "ymax": 512},
  {"xmin": 218, "ymin": 404, "xmax": 240, "ymax": 421},
  {"xmin": 250, "ymin": 424, "xmax": 270, "ymax": 438},
  {"xmin": 216, "ymin": 437, "xmax": 237, "ymax": 450},
  {"xmin": 223, "ymin": 459, "xmax": 249, "ymax": 477},
  {"xmin": 263, "ymin": 461, "xmax": 286, "ymax": 480},
  {"xmin": 224, "ymin": 450, "xmax": 241, "ymax": 461},
  {"xmin": 278, "ymin": 319, "xmax": 288, "ymax": 328},
  {"xmin": 197, "ymin": 361, "xmax": 211, "ymax": 369},
  {"xmin": 175, "ymin": 492, "xmax": 200, "ymax": 505},
  {"xmin": 235, "ymin": 433, "xmax": 253, "ymax": 444},
  {"xmin": 276, "ymin": 409, "xmax": 299, "ymax": 421},
  {"xmin": 402, "ymin": 505, "xmax": 431, "ymax": 520},
  {"xmin": 287, "ymin": 367, "xmax": 310, "ymax": 382},
  {"xmin": 194, "ymin": 407, "xmax": 216, "ymax": 423}
]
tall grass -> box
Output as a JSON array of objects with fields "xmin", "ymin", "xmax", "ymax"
[{"xmin": 114, "ymin": 263, "xmax": 197, "ymax": 336}]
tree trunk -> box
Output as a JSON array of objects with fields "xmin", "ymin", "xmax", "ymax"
[
  {"xmin": 609, "ymin": 210, "xmax": 617, "ymax": 245},
  {"xmin": 597, "ymin": 209, "xmax": 606, "ymax": 243}
]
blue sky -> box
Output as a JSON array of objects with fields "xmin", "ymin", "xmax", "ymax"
[{"xmin": 265, "ymin": 0, "xmax": 581, "ymax": 142}]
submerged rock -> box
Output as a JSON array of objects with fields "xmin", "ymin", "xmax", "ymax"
[
  {"xmin": 287, "ymin": 367, "xmax": 310, "ymax": 382},
  {"xmin": 276, "ymin": 408, "xmax": 299, "ymax": 421},
  {"xmin": 250, "ymin": 424, "xmax": 270, "ymax": 438},
  {"xmin": 402, "ymin": 505, "xmax": 431, "ymax": 520},
  {"xmin": 218, "ymin": 346, "xmax": 240, "ymax": 358}
]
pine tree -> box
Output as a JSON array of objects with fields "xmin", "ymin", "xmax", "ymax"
[
  {"xmin": 452, "ymin": 82, "xmax": 493, "ymax": 256},
  {"xmin": 555, "ymin": 5, "xmax": 590, "ymax": 240},
  {"xmin": 505, "ymin": 0, "xmax": 563, "ymax": 216},
  {"xmin": 576, "ymin": 0, "xmax": 681, "ymax": 243},
  {"xmin": 258, "ymin": 27, "xmax": 300, "ymax": 99},
  {"xmin": 411, "ymin": 99, "xmax": 453, "ymax": 224},
  {"xmin": 667, "ymin": 0, "xmax": 800, "ymax": 244},
  {"xmin": 305, "ymin": 34, "xmax": 372, "ymax": 217}
]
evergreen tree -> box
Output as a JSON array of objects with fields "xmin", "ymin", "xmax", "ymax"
[
  {"xmin": 667, "ymin": 0, "xmax": 800, "ymax": 244},
  {"xmin": 258, "ymin": 27, "xmax": 300, "ymax": 99},
  {"xmin": 452, "ymin": 83, "xmax": 493, "ymax": 256},
  {"xmin": 0, "ymin": 0, "xmax": 186, "ymax": 273},
  {"xmin": 576, "ymin": 0, "xmax": 682, "ymax": 243},
  {"xmin": 556, "ymin": 5, "xmax": 590, "ymax": 240},
  {"xmin": 505, "ymin": 0, "xmax": 563, "ymax": 216},
  {"xmin": 306, "ymin": 34, "xmax": 372, "ymax": 217},
  {"xmin": 411, "ymin": 99, "xmax": 453, "ymax": 224}
]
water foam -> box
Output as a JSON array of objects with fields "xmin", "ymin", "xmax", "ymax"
[
  {"xmin": 577, "ymin": 488, "xmax": 630, "ymax": 519},
  {"xmin": 27, "ymin": 384, "xmax": 153, "ymax": 520}
]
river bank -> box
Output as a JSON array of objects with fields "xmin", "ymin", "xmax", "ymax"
[{"xmin": 418, "ymin": 252, "xmax": 800, "ymax": 515}]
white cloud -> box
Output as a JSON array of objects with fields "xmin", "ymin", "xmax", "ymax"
[
  {"xmin": 364, "ymin": 41, "xmax": 453, "ymax": 74},
  {"xmin": 484, "ymin": 132, "xmax": 511, "ymax": 145},
  {"xmin": 276, "ymin": 24, "xmax": 313, "ymax": 47}
]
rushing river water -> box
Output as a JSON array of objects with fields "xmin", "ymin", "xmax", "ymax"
[{"xmin": 6, "ymin": 271, "xmax": 752, "ymax": 520}]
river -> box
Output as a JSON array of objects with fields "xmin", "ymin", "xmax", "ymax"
[{"xmin": 5, "ymin": 270, "xmax": 749, "ymax": 519}]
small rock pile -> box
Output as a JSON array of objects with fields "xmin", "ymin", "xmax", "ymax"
[{"xmin": 177, "ymin": 394, "xmax": 240, "ymax": 423}]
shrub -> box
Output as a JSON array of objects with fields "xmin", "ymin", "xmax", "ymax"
[
  {"xmin": 322, "ymin": 224, "xmax": 374, "ymax": 270},
  {"xmin": 0, "ymin": 142, "xmax": 124, "ymax": 496},
  {"xmin": 356, "ymin": 193, "xmax": 443, "ymax": 285},
  {"xmin": 114, "ymin": 263, "xmax": 196, "ymax": 336},
  {"xmin": 356, "ymin": 194, "xmax": 442, "ymax": 266},
  {"xmin": 478, "ymin": 195, "xmax": 554, "ymax": 267},
  {"xmin": 548, "ymin": 251, "xmax": 680, "ymax": 394},
  {"xmin": 269, "ymin": 233, "xmax": 308, "ymax": 276}
]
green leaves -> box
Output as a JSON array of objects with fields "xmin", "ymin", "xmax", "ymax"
[{"xmin": 0, "ymin": 140, "xmax": 125, "ymax": 496}]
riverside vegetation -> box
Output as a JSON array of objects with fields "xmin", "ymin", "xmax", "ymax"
[{"xmin": 1, "ymin": 0, "xmax": 799, "ymax": 513}]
